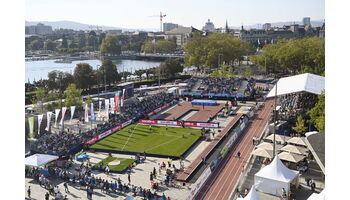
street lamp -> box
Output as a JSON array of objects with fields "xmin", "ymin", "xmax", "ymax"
[{"xmin": 96, "ymin": 65, "xmax": 101, "ymax": 102}]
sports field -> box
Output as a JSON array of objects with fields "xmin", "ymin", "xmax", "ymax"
[
  {"xmin": 90, "ymin": 124, "xmax": 202, "ymax": 157},
  {"xmin": 93, "ymin": 157, "xmax": 136, "ymax": 172}
]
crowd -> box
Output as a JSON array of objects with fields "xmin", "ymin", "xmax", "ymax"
[
  {"xmin": 278, "ymin": 93, "xmax": 318, "ymax": 120},
  {"xmin": 26, "ymin": 160, "xmax": 174, "ymax": 200}
]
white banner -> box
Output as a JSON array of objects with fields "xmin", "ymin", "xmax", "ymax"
[
  {"xmin": 185, "ymin": 167, "xmax": 212, "ymax": 200},
  {"xmin": 54, "ymin": 109, "xmax": 60, "ymax": 127},
  {"xmin": 99, "ymin": 100, "xmax": 102, "ymax": 112},
  {"xmin": 37, "ymin": 114, "xmax": 44, "ymax": 135},
  {"xmin": 45, "ymin": 112, "xmax": 52, "ymax": 131},
  {"xmin": 110, "ymin": 97, "xmax": 115, "ymax": 113},
  {"xmin": 70, "ymin": 106, "xmax": 76, "ymax": 123},
  {"xmin": 90, "ymin": 103, "xmax": 95, "ymax": 121},
  {"xmin": 105, "ymin": 99, "xmax": 110, "ymax": 121},
  {"xmin": 121, "ymin": 89, "xmax": 125, "ymax": 107},
  {"xmin": 84, "ymin": 103, "xmax": 89, "ymax": 123},
  {"xmin": 60, "ymin": 107, "xmax": 67, "ymax": 125}
]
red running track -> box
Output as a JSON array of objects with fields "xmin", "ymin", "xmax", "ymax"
[{"xmin": 195, "ymin": 99, "xmax": 274, "ymax": 200}]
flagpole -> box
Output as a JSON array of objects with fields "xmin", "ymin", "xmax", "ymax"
[{"xmin": 273, "ymin": 76, "xmax": 278, "ymax": 157}]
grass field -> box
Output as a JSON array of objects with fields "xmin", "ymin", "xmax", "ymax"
[
  {"xmin": 93, "ymin": 157, "xmax": 136, "ymax": 172},
  {"xmin": 90, "ymin": 124, "xmax": 202, "ymax": 157}
]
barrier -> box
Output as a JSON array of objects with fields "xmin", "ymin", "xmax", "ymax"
[
  {"xmin": 138, "ymin": 119, "xmax": 219, "ymax": 128},
  {"xmin": 185, "ymin": 167, "xmax": 212, "ymax": 200},
  {"xmin": 146, "ymin": 102, "xmax": 175, "ymax": 117},
  {"xmin": 84, "ymin": 120, "xmax": 133, "ymax": 145}
]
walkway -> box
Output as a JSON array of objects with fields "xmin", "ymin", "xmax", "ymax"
[{"xmin": 195, "ymin": 99, "xmax": 274, "ymax": 200}]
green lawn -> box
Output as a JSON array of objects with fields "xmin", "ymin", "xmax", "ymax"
[
  {"xmin": 93, "ymin": 157, "xmax": 136, "ymax": 172},
  {"xmin": 90, "ymin": 124, "xmax": 202, "ymax": 157}
]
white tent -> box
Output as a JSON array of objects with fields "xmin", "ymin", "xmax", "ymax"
[
  {"xmin": 267, "ymin": 73, "xmax": 325, "ymax": 98},
  {"xmin": 254, "ymin": 156, "xmax": 299, "ymax": 196},
  {"xmin": 237, "ymin": 186, "xmax": 261, "ymax": 200},
  {"xmin": 25, "ymin": 154, "xmax": 59, "ymax": 167},
  {"xmin": 307, "ymin": 189, "xmax": 325, "ymax": 200}
]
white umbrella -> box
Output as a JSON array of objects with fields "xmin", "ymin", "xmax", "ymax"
[
  {"xmin": 256, "ymin": 142, "xmax": 283, "ymax": 151},
  {"xmin": 278, "ymin": 152, "xmax": 306, "ymax": 163},
  {"xmin": 281, "ymin": 144, "xmax": 308, "ymax": 155},
  {"xmin": 287, "ymin": 137, "xmax": 307, "ymax": 146},
  {"xmin": 251, "ymin": 148, "xmax": 273, "ymax": 159},
  {"xmin": 266, "ymin": 134, "xmax": 291, "ymax": 143}
]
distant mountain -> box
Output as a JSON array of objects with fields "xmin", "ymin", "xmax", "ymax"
[
  {"xmin": 25, "ymin": 20, "xmax": 158, "ymax": 32},
  {"xmin": 229, "ymin": 20, "xmax": 324, "ymax": 29}
]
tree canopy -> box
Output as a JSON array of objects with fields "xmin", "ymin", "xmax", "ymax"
[
  {"xmin": 44, "ymin": 39, "xmax": 56, "ymax": 51},
  {"xmin": 73, "ymin": 63, "xmax": 95, "ymax": 90},
  {"xmin": 184, "ymin": 32, "xmax": 255, "ymax": 70},
  {"xmin": 29, "ymin": 40, "xmax": 42, "ymax": 51},
  {"xmin": 159, "ymin": 58, "xmax": 183, "ymax": 78},
  {"xmin": 100, "ymin": 35, "xmax": 121, "ymax": 55},
  {"xmin": 250, "ymin": 37, "xmax": 325, "ymax": 75},
  {"xmin": 99, "ymin": 59, "xmax": 119, "ymax": 85},
  {"xmin": 292, "ymin": 115, "xmax": 307, "ymax": 134},
  {"xmin": 64, "ymin": 84, "xmax": 83, "ymax": 107},
  {"xmin": 308, "ymin": 93, "xmax": 325, "ymax": 132},
  {"xmin": 142, "ymin": 39, "xmax": 177, "ymax": 53}
]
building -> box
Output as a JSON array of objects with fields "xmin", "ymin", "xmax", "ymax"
[
  {"xmin": 202, "ymin": 19, "xmax": 215, "ymax": 32},
  {"xmin": 106, "ymin": 30, "xmax": 122, "ymax": 35},
  {"xmin": 25, "ymin": 23, "xmax": 53, "ymax": 35},
  {"xmin": 302, "ymin": 17, "xmax": 311, "ymax": 26},
  {"xmin": 165, "ymin": 27, "xmax": 202, "ymax": 47},
  {"xmin": 319, "ymin": 23, "xmax": 325, "ymax": 38},
  {"xmin": 262, "ymin": 23, "xmax": 271, "ymax": 30},
  {"xmin": 163, "ymin": 23, "xmax": 179, "ymax": 32}
]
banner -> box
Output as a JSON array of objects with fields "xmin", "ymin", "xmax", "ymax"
[
  {"xmin": 121, "ymin": 89, "xmax": 125, "ymax": 107},
  {"xmin": 45, "ymin": 112, "xmax": 52, "ymax": 131},
  {"xmin": 28, "ymin": 117, "xmax": 34, "ymax": 138},
  {"xmin": 84, "ymin": 119, "xmax": 132, "ymax": 145},
  {"xmin": 70, "ymin": 106, "xmax": 76, "ymax": 123},
  {"xmin": 110, "ymin": 97, "xmax": 115, "ymax": 113},
  {"xmin": 99, "ymin": 100, "xmax": 102, "ymax": 112},
  {"xmin": 60, "ymin": 107, "xmax": 67, "ymax": 125},
  {"xmin": 54, "ymin": 109, "xmax": 60, "ymax": 127},
  {"xmin": 105, "ymin": 99, "xmax": 109, "ymax": 121},
  {"xmin": 138, "ymin": 119, "xmax": 219, "ymax": 128},
  {"xmin": 114, "ymin": 91, "xmax": 120, "ymax": 112},
  {"xmin": 37, "ymin": 114, "xmax": 43, "ymax": 135},
  {"xmin": 146, "ymin": 103, "xmax": 171, "ymax": 117},
  {"xmin": 90, "ymin": 103, "xmax": 95, "ymax": 121},
  {"xmin": 84, "ymin": 103, "xmax": 89, "ymax": 123},
  {"xmin": 185, "ymin": 167, "xmax": 212, "ymax": 200}
]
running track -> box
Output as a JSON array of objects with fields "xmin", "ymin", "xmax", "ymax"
[{"xmin": 195, "ymin": 99, "xmax": 274, "ymax": 200}]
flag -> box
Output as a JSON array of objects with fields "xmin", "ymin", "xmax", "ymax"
[
  {"xmin": 90, "ymin": 103, "xmax": 95, "ymax": 121},
  {"xmin": 84, "ymin": 103, "xmax": 89, "ymax": 122},
  {"xmin": 54, "ymin": 109, "xmax": 60, "ymax": 127},
  {"xmin": 271, "ymin": 39, "xmax": 274, "ymax": 44},
  {"xmin": 121, "ymin": 89, "xmax": 126, "ymax": 107},
  {"xmin": 60, "ymin": 107, "xmax": 67, "ymax": 125},
  {"xmin": 99, "ymin": 100, "xmax": 102, "ymax": 112},
  {"xmin": 264, "ymin": 39, "xmax": 267, "ymax": 44},
  {"xmin": 105, "ymin": 99, "xmax": 110, "ymax": 121},
  {"xmin": 37, "ymin": 114, "xmax": 44, "ymax": 135},
  {"xmin": 115, "ymin": 91, "xmax": 120, "ymax": 112},
  {"xmin": 28, "ymin": 117, "xmax": 34, "ymax": 138},
  {"xmin": 70, "ymin": 106, "xmax": 76, "ymax": 123},
  {"xmin": 110, "ymin": 97, "xmax": 115, "ymax": 113},
  {"xmin": 45, "ymin": 112, "xmax": 52, "ymax": 131},
  {"xmin": 152, "ymin": 39, "xmax": 156, "ymax": 44},
  {"xmin": 257, "ymin": 38, "xmax": 260, "ymax": 45}
]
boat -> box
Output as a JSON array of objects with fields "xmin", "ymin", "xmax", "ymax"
[{"xmin": 54, "ymin": 59, "xmax": 72, "ymax": 63}]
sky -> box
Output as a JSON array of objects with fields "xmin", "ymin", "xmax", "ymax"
[{"xmin": 26, "ymin": 0, "xmax": 325, "ymax": 30}]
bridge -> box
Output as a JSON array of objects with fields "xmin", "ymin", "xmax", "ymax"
[{"xmin": 104, "ymin": 53, "xmax": 184, "ymax": 61}]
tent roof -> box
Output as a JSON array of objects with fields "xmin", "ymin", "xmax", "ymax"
[
  {"xmin": 256, "ymin": 142, "xmax": 283, "ymax": 151},
  {"xmin": 255, "ymin": 156, "xmax": 299, "ymax": 183},
  {"xmin": 251, "ymin": 148, "xmax": 274, "ymax": 159},
  {"xmin": 287, "ymin": 137, "xmax": 307, "ymax": 146},
  {"xmin": 25, "ymin": 154, "xmax": 58, "ymax": 167},
  {"xmin": 307, "ymin": 189, "xmax": 325, "ymax": 200},
  {"xmin": 281, "ymin": 144, "xmax": 308, "ymax": 155},
  {"xmin": 265, "ymin": 134, "xmax": 291, "ymax": 143},
  {"xmin": 267, "ymin": 73, "xmax": 325, "ymax": 98},
  {"xmin": 305, "ymin": 132, "xmax": 325, "ymax": 174},
  {"xmin": 237, "ymin": 186, "xmax": 261, "ymax": 200}
]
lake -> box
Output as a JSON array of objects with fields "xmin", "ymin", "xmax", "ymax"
[{"xmin": 25, "ymin": 59, "xmax": 161, "ymax": 83}]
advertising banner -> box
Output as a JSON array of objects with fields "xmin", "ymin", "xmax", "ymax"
[
  {"xmin": 84, "ymin": 103, "xmax": 89, "ymax": 123},
  {"xmin": 37, "ymin": 114, "xmax": 43, "ymax": 135},
  {"xmin": 70, "ymin": 106, "xmax": 76, "ymax": 123},
  {"xmin": 90, "ymin": 103, "xmax": 95, "ymax": 121},
  {"xmin": 105, "ymin": 99, "xmax": 109, "ymax": 121},
  {"xmin": 54, "ymin": 109, "xmax": 60, "ymax": 127},
  {"xmin": 28, "ymin": 117, "xmax": 34, "ymax": 138},
  {"xmin": 138, "ymin": 119, "xmax": 219, "ymax": 128},
  {"xmin": 185, "ymin": 167, "xmax": 212, "ymax": 200},
  {"xmin": 45, "ymin": 112, "xmax": 52, "ymax": 131},
  {"xmin": 115, "ymin": 91, "xmax": 120, "ymax": 112},
  {"xmin": 99, "ymin": 100, "xmax": 102, "ymax": 112},
  {"xmin": 60, "ymin": 107, "xmax": 67, "ymax": 125},
  {"xmin": 110, "ymin": 97, "xmax": 115, "ymax": 113}
]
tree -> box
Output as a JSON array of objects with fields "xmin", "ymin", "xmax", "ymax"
[
  {"xmin": 250, "ymin": 37, "xmax": 325, "ymax": 75},
  {"xmin": 44, "ymin": 39, "xmax": 56, "ymax": 51},
  {"xmin": 69, "ymin": 42, "xmax": 78, "ymax": 49},
  {"xmin": 184, "ymin": 32, "xmax": 254, "ymax": 70},
  {"xmin": 31, "ymin": 88, "xmax": 47, "ymax": 112},
  {"xmin": 73, "ymin": 63, "xmax": 95, "ymax": 90},
  {"xmin": 99, "ymin": 59, "xmax": 119, "ymax": 86},
  {"xmin": 134, "ymin": 69, "xmax": 144, "ymax": 81},
  {"xmin": 85, "ymin": 95, "xmax": 93, "ymax": 106},
  {"xmin": 308, "ymin": 93, "xmax": 325, "ymax": 132},
  {"xmin": 87, "ymin": 35, "xmax": 98, "ymax": 50},
  {"xmin": 119, "ymin": 72, "xmax": 132, "ymax": 82},
  {"xmin": 142, "ymin": 39, "xmax": 176, "ymax": 53},
  {"xmin": 100, "ymin": 35, "xmax": 121, "ymax": 55},
  {"xmin": 61, "ymin": 34, "xmax": 68, "ymax": 49},
  {"xmin": 29, "ymin": 40, "xmax": 42, "ymax": 51},
  {"xmin": 211, "ymin": 65, "xmax": 234, "ymax": 77},
  {"xmin": 159, "ymin": 59, "xmax": 183, "ymax": 78},
  {"xmin": 292, "ymin": 115, "xmax": 307, "ymax": 134},
  {"xmin": 64, "ymin": 84, "xmax": 83, "ymax": 107}
]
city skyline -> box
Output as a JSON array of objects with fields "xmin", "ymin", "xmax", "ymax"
[{"xmin": 26, "ymin": 0, "xmax": 325, "ymax": 30}]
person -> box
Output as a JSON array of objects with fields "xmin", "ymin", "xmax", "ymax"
[
  {"xmin": 282, "ymin": 188, "xmax": 287, "ymax": 198},
  {"xmin": 105, "ymin": 165, "xmax": 110, "ymax": 176},
  {"xmin": 237, "ymin": 151, "xmax": 241, "ymax": 158},
  {"xmin": 150, "ymin": 172, "xmax": 153, "ymax": 181},
  {"xmin": 153, "ymin": 167, "xmax": 157, "ymax": 177},
  {"xmin": 45, "ymin": 192, "xmax": 50, "ymax": 200},
  {"xmin": 128, "ymin": 173, "xmax": 131, "ymax": 184},
  {"xmin": 27, "ymin": 186, "xmax": 31, "ymax": 198},
  {"xmin": 63, "ymin": 182, "xmax": 69, "ymax": 193}
]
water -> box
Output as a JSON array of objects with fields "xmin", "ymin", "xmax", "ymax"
[{"xmin": 25, "ymin": 59, "xmax": 161, "ymax": 83}]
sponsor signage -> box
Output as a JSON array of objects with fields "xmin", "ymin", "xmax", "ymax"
[
  {"xmin": 185, "ymin": 167, "xmax": 212, "ymax": 200},
  {"xmin": 138, "ymin": 119, "xmax": 219, "ymax": 128}
]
